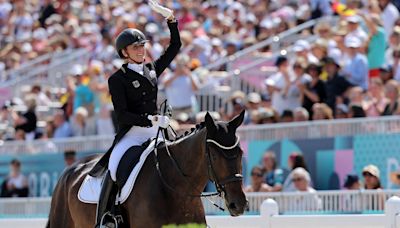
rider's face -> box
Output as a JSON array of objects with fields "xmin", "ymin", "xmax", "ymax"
[{"xmin": 124, "ymin": 43, "xmax": 146, "ymax": 63}]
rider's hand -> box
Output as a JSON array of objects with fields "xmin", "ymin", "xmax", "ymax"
[
  {"xmin": 147, "ymin": 115, "xmax": 170, "ymax": 129},
  {"xmin": 148, "ymin": 0, "xmax": 174, "ymax": 20}
]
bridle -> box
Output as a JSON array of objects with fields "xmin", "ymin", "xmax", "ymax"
[
  {"xmin": 153, "ymin": 126, "xmax": 243, "ymax": 210},
  {"xmin": 205, "ymin": 136, "xmax": 243, "ymax": 196}
]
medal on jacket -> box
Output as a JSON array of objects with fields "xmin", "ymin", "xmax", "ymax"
[
  {"xmin": 132, "ymin": 80, "xmax": 140, "ymax": 88},
  {"xmin": 149, "ymin": 70, "xmax": 156, "ymax": 79}
]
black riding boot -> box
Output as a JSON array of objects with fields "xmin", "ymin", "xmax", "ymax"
[{"xmin": 95, "ymin": 171, "xmax": 117, "ymax": 228}]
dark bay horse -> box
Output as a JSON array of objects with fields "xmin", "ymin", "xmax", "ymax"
[{"xmin": 47, "ymin": 111, "xmax": 247, "ymax": 227}]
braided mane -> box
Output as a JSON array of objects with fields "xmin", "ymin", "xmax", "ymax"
[{"xmin": 174, "ymin": 121, "xmax": 206, "ymax": 141}]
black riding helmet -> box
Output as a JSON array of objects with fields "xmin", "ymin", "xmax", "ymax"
[{"xmin": 115, "ymin": 28, "xmax": 147, "ymax": 58}]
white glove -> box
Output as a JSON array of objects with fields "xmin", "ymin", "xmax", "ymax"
[
  {"xmin": 148, "ymin": 0, "xmax": 173, "ymax": 19},
  {"xmin": 148, "ymin": 115, "xmax": 170, "ymax": 129}
]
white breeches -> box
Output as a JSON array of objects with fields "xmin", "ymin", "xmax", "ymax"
[{"xmin": 108, "ymin": 125, "xmax": 159, "ymax": 181}]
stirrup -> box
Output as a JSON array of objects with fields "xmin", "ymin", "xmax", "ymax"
[{"xmin": 99, "ymin": 211, "xmax": 119, "ymax": 228}]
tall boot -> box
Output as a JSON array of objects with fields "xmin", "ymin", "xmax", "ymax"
[{"xmin": 95, "ymin": 171, "xmax": 117, "ymax": 228}]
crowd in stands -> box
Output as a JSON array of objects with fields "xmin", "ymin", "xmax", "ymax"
[
  {"xmin": 1, "ymin": 1, "xmax": 400, "ymax": 142},
  {"xmin": 244, "ymin": 150, "xmax": 385, "ymax": 195},
  {"xmin": 242, "ymin": 149, "xmax": 394, "ymax": 210}
]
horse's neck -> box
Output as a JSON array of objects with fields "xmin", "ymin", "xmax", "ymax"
[{"xmin": 168, "ymin": 128, "xmax": 209, "ymax": 189}]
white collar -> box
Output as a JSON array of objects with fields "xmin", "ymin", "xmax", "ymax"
[{"xmin": 127, "ymin": 63, "xmax": 144, "ymax": 75}]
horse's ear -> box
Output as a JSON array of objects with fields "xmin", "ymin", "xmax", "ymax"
[
  {"xmin": 205, "ymin": 112, "xmax": 217, "ymax": 132},
  {"xmin": 229, "ymin": 110, "xmax": 245, "ymax": 130}
]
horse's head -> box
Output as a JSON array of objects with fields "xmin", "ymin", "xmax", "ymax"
[{"xmin": 204, "ymin": 110, "xmax": 247, "ymax": 216}]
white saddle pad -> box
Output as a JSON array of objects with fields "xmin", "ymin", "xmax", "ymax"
[{"xmin": 78, "ymin": 139, "xmax": 162, "ymax": 204}]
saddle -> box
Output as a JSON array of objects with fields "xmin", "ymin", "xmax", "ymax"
[{"xmin": 78, "ymin": 139, "xmax": 164, "ymax": 204}]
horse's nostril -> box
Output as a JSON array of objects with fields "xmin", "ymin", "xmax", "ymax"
[{"xmin": 228, "ymin": 202, "xmax": 237, "ymax": 210}]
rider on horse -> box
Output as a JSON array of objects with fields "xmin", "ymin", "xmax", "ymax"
[{"xmin": 91, "ymin": 1, "xmax": 181, "ymax": 227}]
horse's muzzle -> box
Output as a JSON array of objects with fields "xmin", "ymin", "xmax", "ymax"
[{"xmin": 226, "ymin": 198, "xmax": 248, "ymax": 216}]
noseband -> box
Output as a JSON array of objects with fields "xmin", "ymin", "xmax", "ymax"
[{"xmin": 206, "ymin": 136, "xmax": 243, "ymax": 195}]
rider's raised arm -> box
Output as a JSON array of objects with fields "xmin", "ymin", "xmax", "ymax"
[{"xmin": 149, "ymin": 0, "xmax": 182, "ymax": 77}]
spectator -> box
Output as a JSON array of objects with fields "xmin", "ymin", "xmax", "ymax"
[
  {"xmin": 314, "ymin": 20, "xmax": 334, "ymax": 41},
  {"xmin": 347, "ymin": 86, "xmax": 364, "ymax": 107},
  {"xmin": 312, "ymin": 40, "xmax": 329, "ymax": 63},
  {"xmin": 53, "ymin": 110, "xmax": 73, "ymax": 138},
  {"xmin": 386, "ymin": 26, "xmax": 400, "ymax": 65},
  {"xmin": 393, "ymin": 47, "xmax": 400, "ymax": 81},
  {"xmin": 345, "ymin": 15, "xmax": 368, "ymax": 43},
  {"xmin": 301, "ymin": 63, "xmax": 327, "ymax": 117},
  {"xmin": 379, "ymin": 0, "xmax": 400, "ymax": 39},
  {"xmin": 261, "ymin": 151, "xmax": 284, "ymax": 191},
  {"xmin": 291, "ymin": 167, "xmax": 316, "ymax": 192},
  {"xmin": 246, "ymin": 93, "xmax": 261, "ymax": 112},
  {"xmin": 14, "ymin": 128, "xmax": 26, "ymax": 141},
  {"xmin": 310, "ymin": 0, "xmax": 332, "ymax": 18},
  {"xmin": 335, "ymin": 104, "xmax": 350, "ymax": 119},
  {"xmin": 349, "ymin": 104, "xmax": 366, "ymax": 118},
  {"xmin": 312, "ymin": 103, "xmax": 334, "ymax": 120},
  {"xmin": 260, "ymin": 93, "xmax": 272, "ymax": 108},
  {"xmin": 64, "ymin": 150, "xmax": 77, "ymax": 168},
  {"xmin": 71, "ymin": 107, "xmax": 96, "ymax": 137},
  {"xmin": 252, "ymin": 107, "xmax": 279, "ymax": 124},
  {"xmin": 290, "ymin": 167, "xmax": 321, "ymax": 210},
  {"xmin": 292, "ymin": 40, "xmax": 318, "ymax": 64},
  {"xmin": 221, "ymin": 91, "xmax": 247, "ymax": 122},
  {"xmin": 43, "ymin": 119, "xmax": 55, "ymax": 139},
  {"xmin": 323, "ymin": 57, "xmax": 353, "ymax": 111},
  {"xmin": 362, "ymin": 165, "xmax": 382, "ymax": 189},
  {"xmin": 360, "ymin": 13, "xmax": 386, "ymax": 78},
  {"xmin": 342, "ymin": 173, "xmax": 362, "ymax": 211},
  {"xmin": 0, "ymin": 159, "xmax": 28, "ymax": 197},
  {"xmin": 293, "ymin": 58, "xmax": 312, "ymax": 105},
  {"xmin": 38, "ymin": 0, "xmax": 57, "ymax": 28},
  {"xmin": 266, "ymin": 56, "xmax": 298, "ymax": 114},
  {"xmin": 382, "ymin": 80, "xmax": 399, "ymax": 115},
  {"xmin": 379, "ymin": 64, "xmax": 393, "ymax": 83},
  {"xmin": 209, "ymin": 38, "xmax": 226, "ymax": 63},
  {"xmin": 7, "ymin": 0, "xmax": 34, "ymax": 42},
  {"xmin": 244, "ymin": 166, "xmax": 271, "ymax": 192},
  {"xmin": 71, "ymin": 64, "xmax": 95, "ymax": 114},
  {"xmin": 87, "ymin": 60, "xmax": 109, "ymax": 114},
  {"xmin": 344, "ymin": 174, "xmax": 361, "ymax": 190},
  {"xmin": 162, "ymin": 54, "xmax": 199, "ymax": 119},
  {"xmin": 365, "ymin": 78, "xmax": 388, "ymax": 117},
  {"xmin": 342, "ymin": 36, "xmax": 369, "ymax": 90},
  {"xmin": 96, "ymin": 106, "xmax": 115, "ymax": 136},
  {"xmin": 13, "ymin": 94, "xmax": 37, "ymax": 140},
  {"xmin": 283, "ymin": 152, "xmax": 309, "ymax": 192},
  {"xmin": 31, "ymin": 84, "xmax": 51, "ymax": 106},
  {"xmin": 293, "ymin": 107, "xmax": 310, "ymax": 122},
  {"xmin": 280, "ymin": 110, "xmax": 294, "ymax": 123}
]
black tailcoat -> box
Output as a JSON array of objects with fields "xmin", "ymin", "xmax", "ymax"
[{"xmin": 89, "ymin": 21, "xmax": 181, "ymax": 176}]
